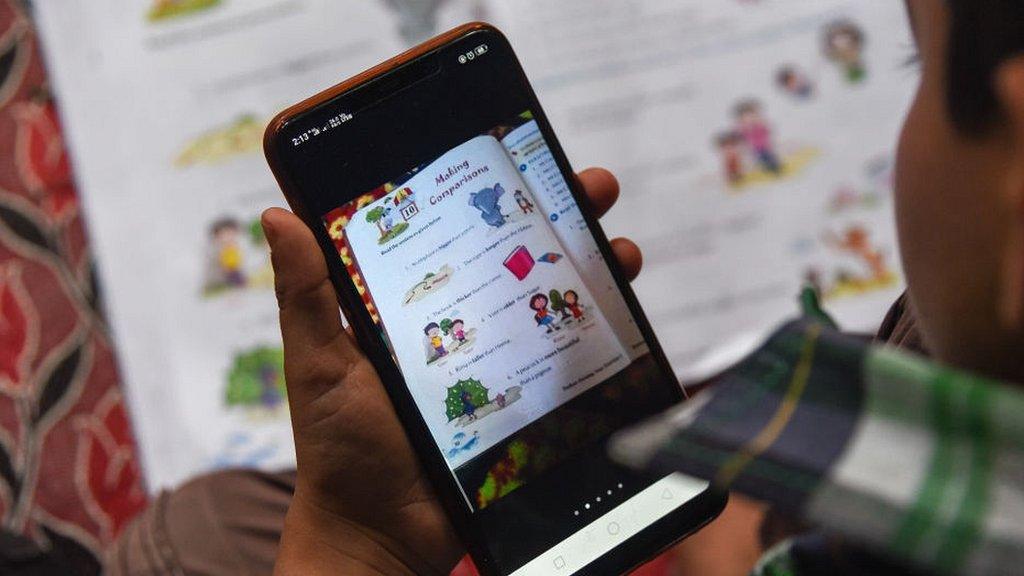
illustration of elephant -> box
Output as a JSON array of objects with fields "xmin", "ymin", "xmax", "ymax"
[{"xmin": 469, "ymin": 183, "xmax": 507, "ymax": 228}]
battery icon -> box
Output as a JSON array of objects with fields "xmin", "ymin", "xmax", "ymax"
[{"xmin": 475, "ymin": 44, "xmax": 488, "ymax": 56}]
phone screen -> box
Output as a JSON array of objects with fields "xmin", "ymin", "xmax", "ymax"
[{"xmin": 268, "ymin": 27, "xmax": 719, "ymax": 576}]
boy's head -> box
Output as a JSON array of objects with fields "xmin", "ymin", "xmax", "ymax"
[
  {"xmin": 210, "ymin": 218, "xmax": 240, "ymax": 245},
  {"xmin": 424, "ymin": 322, "xmax": 440, "ymax": 337},
  {"xmin": 897, "ymin": 0, "xmax": 1024, "ymax": 380},
  {"xmin": 776, "ymin": 67, "xmax": 798, "ymax": 90},
  {"xmin": 824, "ymin": 20, "xmax": 865, "ymax": 63},
  {"xmin": 734, "ymin": 100, "xmax": 763, "ymax": 126},
  {"xmin": 530, "ymin": 294, "xmax": 548, "ymax": 311}
]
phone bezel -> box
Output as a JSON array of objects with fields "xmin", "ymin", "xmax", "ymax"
[{"xmin": 264, "ymin": 22, "xmax": 726, "ymax": 576}]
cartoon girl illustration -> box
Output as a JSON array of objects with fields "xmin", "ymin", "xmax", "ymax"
[
  {"xmin": 715, "ymin": 130, "xmax": 746, "ymax": 185},
  {"xmin": 514, "ymin": 190, "xmax": 535, "ymax": 214},
  {"xmin": 450, "ymin": 319, "xmax": 467, "ymax": 343},
  {"xmin": 734, "ymin": 100, "xmax": 782, "ymax": 176},
  {"xmin": 424, "ymin": 322, "xmax": 448, "ymax": 360},
  {"xmin": 563, "ymin": 290, "xmax": 585, "ymax": 321},
  {"xmin": 530, "ymin": 294, "xmax": 557, "ymax": 333}
]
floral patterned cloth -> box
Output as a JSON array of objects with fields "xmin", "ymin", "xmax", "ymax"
[{"xmin": 0, "ymin": 1, "xmax": 146, "ymax": 572}]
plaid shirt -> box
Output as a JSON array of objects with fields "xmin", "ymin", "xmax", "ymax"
[{"xmin": 612, "ymin": 309, "xmax": 1024, "ymax": 576}]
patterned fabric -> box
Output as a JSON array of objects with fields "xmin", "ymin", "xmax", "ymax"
[
  {"xmin": 612, "ymin": 319, "xmax": 1024, "ymax": 576},
  {"xmin": 0, "ymin": 1, "xmax": 146, "ymax": 572}
]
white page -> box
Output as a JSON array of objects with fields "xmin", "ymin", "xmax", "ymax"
[
  {"xmin": 488, "ymin": 0, "xmax": 916, "ymax": 381},
  {"xmin": 33, "ymin": 1, "xmax": 481, "ymax": 490},
  {"xmin": 35, "ymin": 0, "xmax": 915, "ymax": 489}
]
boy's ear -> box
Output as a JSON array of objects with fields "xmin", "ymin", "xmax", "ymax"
[{"xmin": 994, "ymin": 57, "xmax": 1024, "ymax": 329}]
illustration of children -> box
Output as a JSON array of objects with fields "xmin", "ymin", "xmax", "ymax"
[
  {"xmin": 827, "ymin": 226, "xmax": 888, "ymax": 280},
  {"xmin": 529, "ymin": 294, "xmax": 557, "ymax": 333},
  {"xmin": 209, "ymin": 217, "xmax": 246, "ymax": 289},
  {"xmin": 563, "ymin": 290, "xmax": 585, "ymax": 321},
  {"xmin": 776, "ymin": 66, "xmax": 814, "ymax": 99},
  {"xmin": 450, "ymin": 319, "xmax": 467, "ymax": 344},
  {"xmin": 715, "ymin": 130, "xmax": 746, "ymax": 185},
  {"xmin": 824, "ymin": 20, "xmax": 867, "ymax": 83},
  {"xmin": 424, "ymin": 322, "xmax": 448, "ymax": 360},
  {"xmin": 514, "ymin": 190, "xmax": 535, "ymax": 214},
  {"xmin": 734, "ymin": 100, "xmax": 782, "ymax": 176}
]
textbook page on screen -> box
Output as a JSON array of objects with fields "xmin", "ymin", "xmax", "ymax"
[
  {"xmin": 35, "ymin": 0, "xmax": 913, "ymax": 489},
  {"xmin": 331, "ymin": 119, "xmax": 646, "ymax": 469}
]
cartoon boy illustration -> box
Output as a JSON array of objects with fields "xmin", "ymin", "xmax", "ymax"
[
  {"xmin": 210, "ymin": 217, "xmax": 246, "ymax": 288},
  {"xmin": 424, "ymin": 322, "xmax": 448, "ymax": 360},
  {"xmin": 715, "ymin": 130, "xmax": 746, "ymax": 185},
  {"xmin": 530, "ymin": 294, "xmax": 557, "ymax": 333},
  {"xmin": 563, "ymin": 290, "xmax": 585, "ymax": 321},
  {"xmin": 734, "ymin": 100, "xmax": 782, "ymax": 176},
  {"xmin": 514, "ymin": 190, "xmax": 535, "ymax": 214},
  {"xmin": 450, "ymin": 319, "xmax": 467, "ymax": 344},
  {"xmin": 823, "ymin": 20, "xmax": 867, "ymax": 83},
  {"xmin": 460, "ymin": 390, "xmax": 477, "ymax": 422}
]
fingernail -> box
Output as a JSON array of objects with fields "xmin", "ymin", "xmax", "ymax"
[{"xmin": 261, "ymin": 211, "xmax": 277, "ymax": 245}]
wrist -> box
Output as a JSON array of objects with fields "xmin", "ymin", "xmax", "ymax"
[{"xmin": 275, "ymin": 490, "xmax": 457, "ymax": 576}]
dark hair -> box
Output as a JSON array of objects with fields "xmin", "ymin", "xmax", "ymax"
[
  {"xmin": 530, "ymin": 294, "xmax": 548, "ymax": 310},
  {"xmin": 776, "ymin": 66, "xmax": 797, "ymax": 86},
  {"xmin": 733, "ymin": 99, "xmax": 761, "ymax": 118},
  {"xmin": 947, "ymin": 1, "xmax": 1024, "ymax": 133},
  {"xmin": 716, "ymin": 130, "xmax": 744, "ymax": 147},
  {"xmin": 424, "ymin": 322, "xmax": 440, "ymax": 334},
  {"xmin": 210, "ymin": 217, "xmax": 240, "ymax": 236},
  {"xmin": 823, "ymin": 20, "xmax": 865, "ymax": 58},
  {"xmin": 452, "ymin": 318, "xmax": 464, "ymax": 326}
]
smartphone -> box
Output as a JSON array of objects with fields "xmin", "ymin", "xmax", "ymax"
[{"xmin": 264, "ymin": 23, "xmax": 725, "ymax": 576}]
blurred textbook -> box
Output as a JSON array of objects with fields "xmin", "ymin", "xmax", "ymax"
[{"xmin": 35, "ymin": 0, "xmax": 915, "ymax": 489}]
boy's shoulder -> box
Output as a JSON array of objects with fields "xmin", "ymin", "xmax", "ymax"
[{"xmin": 611, "ymin": 305, "xmax": 1024, "ymax": 576}]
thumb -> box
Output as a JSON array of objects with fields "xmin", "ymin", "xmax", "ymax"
[{"xmin": 262, "ymin": 208, "xmax": 364, "ymax": 400}]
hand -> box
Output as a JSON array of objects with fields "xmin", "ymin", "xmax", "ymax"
[{"xmin": 266, "ymin": 168, "xmax": 640, "ymax": 575}]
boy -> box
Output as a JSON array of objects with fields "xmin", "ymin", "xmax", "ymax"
[
  {"xmin": 424, "ymin": 321, "xmax": 447, "ymax": 359},
  {"xmin": 111, "ymin": 2, "xmax": 1024, "ymax": 575},
  {"xmin": 823, "ymin": 20, "xmax": 867, "ymax": 83}
]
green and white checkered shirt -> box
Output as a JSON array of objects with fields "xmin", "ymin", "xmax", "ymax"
[{"xmin": 612, "ymin": 316, "xmax": 1024, "ymax": 575}]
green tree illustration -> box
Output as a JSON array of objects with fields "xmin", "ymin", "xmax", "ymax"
[
  {"xmin": 248, "ymin": 217, "xmax": 265, "ymax": 245},
  {"xmin": 549, "ymin": 289, "xmax": 567, "ymax": 318},
  {"xmin": 444, "ymin": 378, "xmax": 490, "ymax": 421},
  {"xmin": 439, "ymin": 318, "xmax": 454, "ymax": 335},
  {"xmin": 225, "ymin": 347, "xmax": 285, "ymax": 408},
  {"xmin": 365, "ymin": 206, "xmax": 387, "ymax": 237}
]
